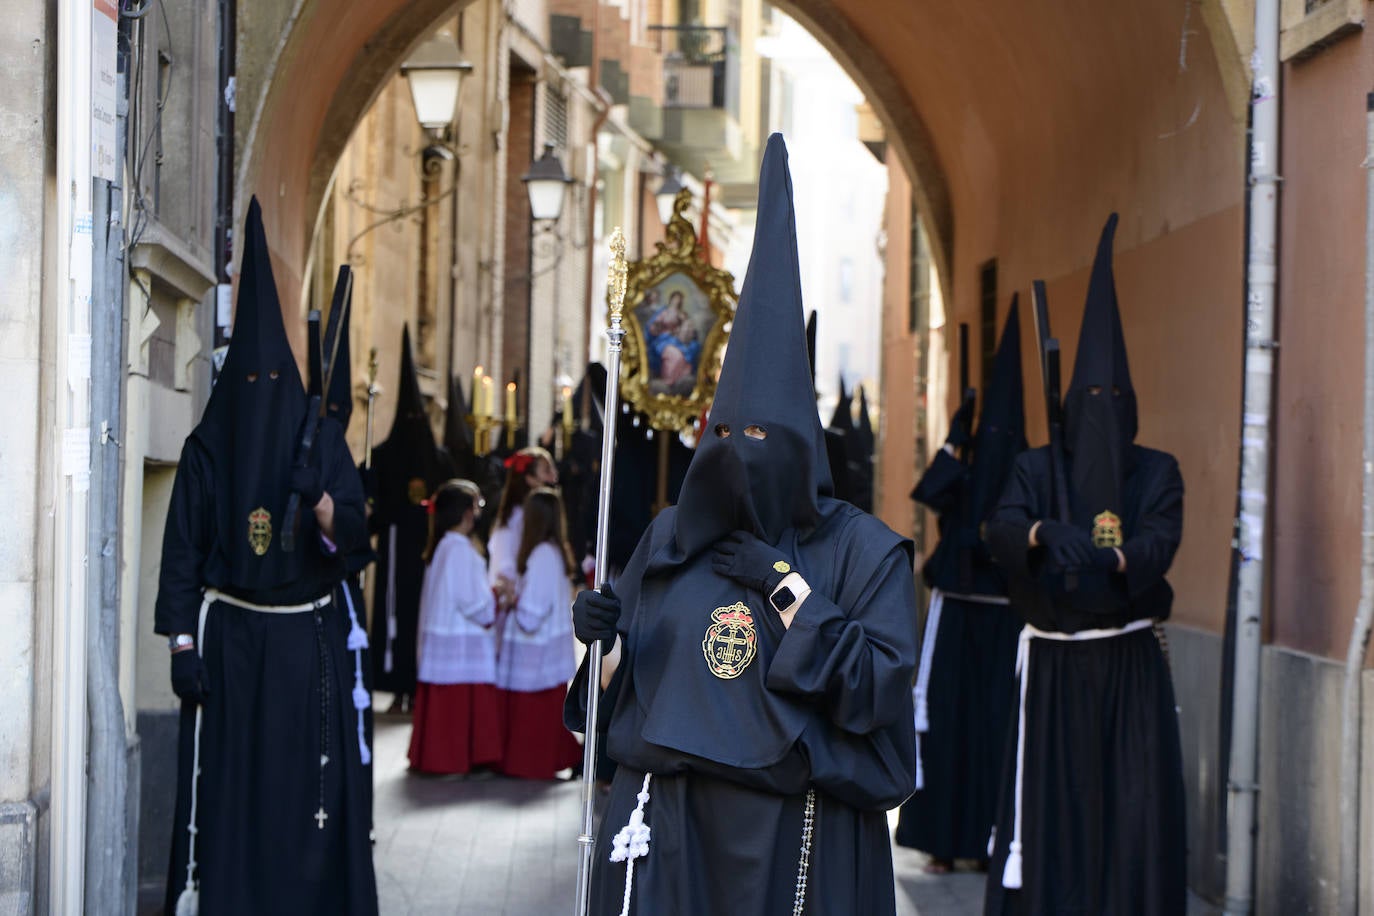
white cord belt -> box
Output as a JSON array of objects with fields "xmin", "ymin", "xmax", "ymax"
[
  {"xmin": 1000, "ymin": 617, "xmax": 1155, "ymax": 890},
  {"xmin": 202, "ymin": 587, "xmax": 331, "ymax": 613}
]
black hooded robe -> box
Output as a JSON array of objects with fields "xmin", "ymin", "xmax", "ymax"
[
  {"xmin": 156, "ymin": 197, "xmax": 376, "ymax": 916},
  {"xmin": 897, "ymin": 302, "xmax": 1026, "ymax": 862},
  {"xmin": 566, "ymin": 134, "xmax": 918, "ymax": 915},
  {"xmin": 159, "ymin": 426, "xmax": 378, "ymax": 916},
  {"xmin": 982, "ymin": 216, "xmax": 1186, "ymax": 915},
  {"xmin": 981, "ymin": 446, "xmax": 1186, "ymax": 916},
  {"xmin": 895, "ymin": 451, "xmax": 1021, "ymax": 862},
  {"xmin": 567, "ymin": 503, "xmax": 916, "ymax": 915},
  {"xmin": 368, "ymin": 326, "xmax": 457, "ymax": 699}
]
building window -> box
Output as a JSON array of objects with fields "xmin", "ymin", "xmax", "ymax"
[
  {"xmin": 543, "ymin": 84, "xmax": 569, "ymax": 151},
  {"xmin": 908, "ymin": 206, "xmax": 930, "ymax": 334},
  {"xmin": 979, "ymin": 259, "xmax": 997, "ymax": 393},
  {"xmin": 1280, "ymin": 0, "xmax": 1363, "ymax": 59}
]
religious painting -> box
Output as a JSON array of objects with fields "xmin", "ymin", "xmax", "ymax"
[{"xmin": 616, "ymin": 189, "xmax": 738, "ymax": 434}]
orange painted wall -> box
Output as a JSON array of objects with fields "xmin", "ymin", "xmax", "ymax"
[{"xmin": 1272, "ymin": 31, "xmax": 1374, "ymax": 659}]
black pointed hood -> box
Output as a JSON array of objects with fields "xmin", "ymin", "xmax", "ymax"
[
  {"xmin": 190, "ymin": 196, "xmax": 307, "ymax": 589},
  {"xmin": 371, "ymin": 325, "xmax": 452, "ymax": 519},
  {"xmin": 1064, "ymin": 213, "xmax": 1136, "ymax": 531},
  {"xmin": 805, "ymin": 310, "xmax": 818, "ymax": 385},
  {"xmin": 853, "ymin": 385, "xmax": 875, "ymax": 458},
  {"xmin": 969, "ymin": 296, "xmax": 1028, "ymax": 523},
  {"xmin": 443, "ymin": 374, "xmax": 475, "ymax": 478},
  {"xmin": 829, "ymin": 372, "xmax": 853, "ymax": 433},
  {"xmin": 674, "ymin": 134, "xmax": 832, "ymax": 554}
]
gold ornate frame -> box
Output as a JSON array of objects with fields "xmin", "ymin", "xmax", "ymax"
[{"xmin": 612, "ymin": 189, "xmax": 738, "ymax": 433}]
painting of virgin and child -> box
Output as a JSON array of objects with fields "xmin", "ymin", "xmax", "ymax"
[{"xmin": 635, "ymin": 276, "xmax": 715, "ymax": 396}]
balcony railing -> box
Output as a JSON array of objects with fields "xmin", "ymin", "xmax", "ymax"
[{"xmin": 646, "ymin": 25, "xmax": 739, "ymax": 118}]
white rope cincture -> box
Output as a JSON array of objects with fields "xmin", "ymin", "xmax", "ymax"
[
  {"xmin": 912, "ymin": 589, "xmax": 945, "ymax": 790},
  {"xmin": 384, "ymin": 525, "xmax": 398, "ymax": 673},
  {"xmin": 610, "ymin": 772, "xmax": 653, "ymax": 916},
  {"xmin": 175, "ymin": 594, "xmax": 214, "ymax": 916},
  {"xmin": 1002, "ymin": 618, "xmax": 1155, "ymax": 889},
  {"xmin": 341, "ymin": 585, "xmax": 372, "ymax": 765},
  {"xmin": 792, "ymin": 789, "xmax": 817, "ymax": 916}
]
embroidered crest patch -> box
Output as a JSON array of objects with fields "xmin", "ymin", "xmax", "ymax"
[
  {"xmin": 248, "ymin": 507, "xmax": 272, "ymax": 556},
  {"xmin": 702, "ymin": 602, "xmax": 758, "ymax": 679},
  {"xmin": 1092, "ymin": 510, "xmax": 1123, "ymax": 548},
  {"xmin": 407, "ymin": 477, "xmax": 428, "ymax": 505}
]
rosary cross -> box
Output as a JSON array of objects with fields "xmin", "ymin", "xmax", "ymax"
[{"xmin": 315, "ymin": 807, "xmax": 328, "ymax": 830}]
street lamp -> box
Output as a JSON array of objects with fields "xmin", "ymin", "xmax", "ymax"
[
  {"xmin": 655, "ymin": 165, "xmax": 685, "ymax": 226},
  {"xmin": 521, "ymin": 142, "xmax": 572, "ymax": 223},
  {"xmin": 400, "ymin": 33, "xmax": 474, "ymax": 141}
]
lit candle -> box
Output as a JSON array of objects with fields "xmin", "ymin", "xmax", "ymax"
[
  {"xmin": 505, "ymin": 381, "xmax": 518, "ymax": 426},
  {"xmin": 472, "ymin": 365, "xmax": 484, "ymax": 412},
  {"xmin": 561, "ymin": 385, "xmax": 574, "ymax": 432},
  {"xmin": 481, "ymin": 376, "xmax": 494, "ymax": 418}
]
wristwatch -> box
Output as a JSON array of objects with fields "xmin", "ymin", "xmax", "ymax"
[
  {"xmin": 769, "ymin": 572, "xmax": 811, "ymax": 615},
  {"xmin": 168, "ymin": 634, "xmax": 195, "ymax": 652}
]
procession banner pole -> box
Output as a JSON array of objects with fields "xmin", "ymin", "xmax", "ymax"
[{"xmin": 574, "ymin": 228, "xmax": 628, "ymax": 916}]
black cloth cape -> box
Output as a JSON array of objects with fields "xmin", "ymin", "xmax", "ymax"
[
  {"xmin": 566, "ymin": 502, "xmax": 917, "ymax": 914},
  {"xmin": 981, "ymin": 444, "xmax": 1186, "ymax": 914},
  {"xmin": 896, "ymin": 450, "xmax": 1020, "ymax": 861},
  {"xmin": 159, "ymin": 420, "xmax": 378, "ymax": 915}
]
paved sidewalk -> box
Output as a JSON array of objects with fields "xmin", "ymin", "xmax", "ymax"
[{"xmin": 372, "ymin": 715, "xmax": 1215, "ymax": 915}]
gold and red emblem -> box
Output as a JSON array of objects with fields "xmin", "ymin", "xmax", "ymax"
[
  {"xmin": 1092, "ymin": 510, "xmax": 1123, "ymax": 549},
  {"xmin": 701, "ymin": 602, "xmax": 758, "ymax": 679},
  {"xmin": 407, "ymin": 477, "xmax": 428, "ymax": 505},
  {"xmin": 247, "ymin": 506, "xmax": 272, "ymax": 556}
]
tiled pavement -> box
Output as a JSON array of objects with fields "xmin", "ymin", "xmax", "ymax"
[{"xmin": 372, "ymin": 714, "xmax": 1216, "ymax": 916}]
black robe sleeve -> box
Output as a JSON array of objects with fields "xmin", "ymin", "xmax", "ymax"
[
  {"xmin": 983, "ymin": 449, "xmax": 1046, "ymax": 580},
  {"xmin": 910, "ymin": 448, "xmax": 966, "ymax": 514},
  {"xmin": 766, "ymin": 544, "xmax": 919, "ymax": 736},
  {"xmin": 1122, "ymin": 454, "xmax": 1184, "ymax": 599},
  {"xmin": 319, "ymin": 419, "xmax": 368, "ymax": 560},
  {"xmin": 154, "ymin": 440, "xmax": 214, "ymax": 636}
]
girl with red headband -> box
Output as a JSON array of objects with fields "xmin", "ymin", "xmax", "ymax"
[
  {"xmin": 487, "ymin": 446, "xmax": 559, "ymax": 613},
  {"xmin": 496, "ymin": 487, "xmax": 583, "ymax": 778}
]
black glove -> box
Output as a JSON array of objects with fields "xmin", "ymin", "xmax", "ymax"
[
  {"xmin": 1035, "ymin": 521, "xmax": 1096, "ymax": 572},
  {"xmin": 170, "ymin": 649, "xmax": 209, "ymax": 704},
  {"xmin": 572, "ymin": 583, "xmax": 620, "ymax": 647},
  {"xmin": 711, "ymin": 531, "xmax": 792, "ymax": 595},
  {"xmin": 946, "ymin": 390, "xmax": 976, "ymax": 449},
  {"xmin": 290, "ymin": 465, "xmax": 324, "ymax": 509},
  {"xmin": 1092, "ymin": 547, "xmax": 1122, "ymax": 573}
]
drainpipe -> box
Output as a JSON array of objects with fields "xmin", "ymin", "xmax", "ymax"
[
  {"xmin": 52, "ymin": 0, "xmax": 95, "ymax": 909},
  {"xmin": 1223, "ymin": 0, "xmax": 1281, "ymax": 912},
  {"xmin": 1337, "ymin": 90, "xmax": 1374, "ymax": 916}
]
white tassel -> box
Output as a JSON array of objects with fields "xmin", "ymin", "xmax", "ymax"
[
  {"xmin": 987, "ymin": 826, "xmax": 997, "ymax": 858},
  {"xmin": 358, "ymin": 723, "xmax": 372, "ymax": 766},
  {"xmin": 1002, "ymin": 842, "xmax": 1023, "ymax": 889},
  {"xmin": 347, "ymin": 622, "xmax": 369, "ymax": 651},
  {"xmin": 175, "ymin": 887, "xmax": 199, "ymax": 916},
  {"xmin": 353, "ymin": 684, "xmax": 371, "ymax": 711},
  {"xmin": 610, "ymin": 773, "xmax": 653, "ymax": 916}
]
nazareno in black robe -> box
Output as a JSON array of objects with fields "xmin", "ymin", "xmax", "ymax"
[
  {"xmin": 897, "ymin": 301, "xmax": 1026, "ymax": 862},
  {"xmin": 368, "ymin": 325, "xmax": 457, "ymax": 698},
  {"xmin": 895, "ymin": 453, "xmax": 1021, "ymax": 862},
  {"xmin": 154, "ymin": 199, "xmax": 376, "ymax": 915},
  {"xmin": 566, "ymin": 134, "xmax": 918, "ymax": 915}
]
